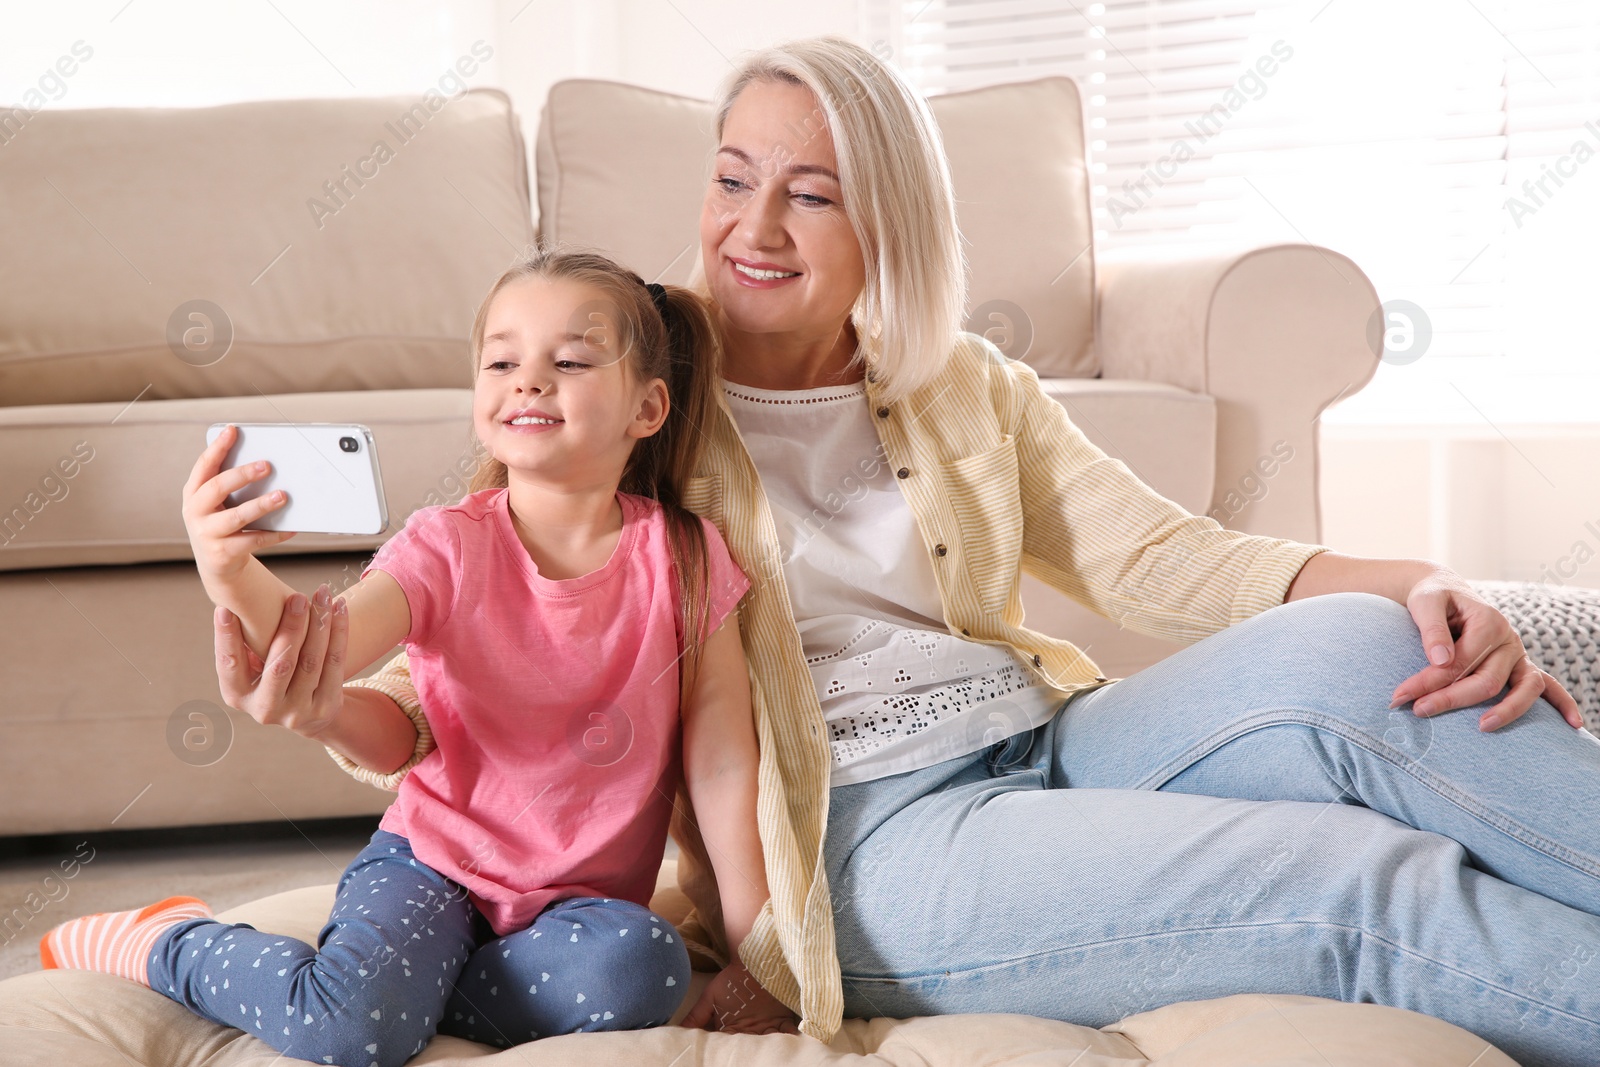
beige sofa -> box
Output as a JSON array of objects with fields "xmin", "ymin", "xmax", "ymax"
[
  {"xmin": 2, "ymin": 77, "xmax": 1497, "ymax": 1067},
  {"xmin": 0, "ymin": 76, "xmax": 1380, "ymax": 839}
]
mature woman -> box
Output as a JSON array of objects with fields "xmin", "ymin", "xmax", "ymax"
[{"xmin": 214, "ymin": 36, "xmax": 1600, "ymax": 1065}]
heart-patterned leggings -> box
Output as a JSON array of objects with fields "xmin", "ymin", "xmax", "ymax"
[{"xmin": 148, "ymin": 828, "xmax": 691, "ymax": 1067}]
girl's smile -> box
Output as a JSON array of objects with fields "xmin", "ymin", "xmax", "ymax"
[{"xmin": 501, "ymin": 405, "xmax": 564, "ymax": 432}]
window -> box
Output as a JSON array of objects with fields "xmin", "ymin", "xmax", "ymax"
[{"xmin": 867, "ymin": 0, "xmax": 1600, "ymax": 425}]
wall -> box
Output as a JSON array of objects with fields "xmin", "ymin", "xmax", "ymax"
[{"xmin": 1320, "ymin": 425, "xmax": 1600, "ymax": 590}]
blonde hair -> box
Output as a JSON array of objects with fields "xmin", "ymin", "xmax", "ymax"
[
  {"xmin": 693, "ymin": 35, "xmax": 967, "ymax": 405},
  {"xmin": 464, "ymin": 244, "xmax": 726, "ymax": 706}
]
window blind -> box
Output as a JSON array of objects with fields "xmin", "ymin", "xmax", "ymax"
[
  {"xmin": 1493, "ymin": 0, "xmax": 1600, "ymax": 421},
  {"xmin": 865, "ymin": 0, "xmax": 1600, "ymax": 424}
]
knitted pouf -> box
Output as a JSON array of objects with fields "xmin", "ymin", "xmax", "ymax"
[{"xmin": 1468, "ymin": 579, "xmax": 1600, "ymax": 734}]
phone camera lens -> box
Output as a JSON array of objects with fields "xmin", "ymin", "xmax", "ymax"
[{"xmin": 339, "ymin": 436, "xmax": 360, "ymax": 453}]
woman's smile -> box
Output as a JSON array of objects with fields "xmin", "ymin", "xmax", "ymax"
[{"xmin": 728, "ymin": 255, "xmax": 803, "ymax": 288}]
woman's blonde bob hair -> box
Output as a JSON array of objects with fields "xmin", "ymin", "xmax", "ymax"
[{"xmin": 694, "ymin": 35, "xmax": 968, "ymax": 405}]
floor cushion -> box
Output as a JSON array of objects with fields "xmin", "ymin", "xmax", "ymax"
[{"xmin": 0, "ymin": 879, "xmax": 1517, "ymax": 1066}]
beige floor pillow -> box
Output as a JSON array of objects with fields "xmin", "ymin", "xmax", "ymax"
[{"xmin": 0, "ymin": 881, "xmax": 1517, "ymax": 1066}]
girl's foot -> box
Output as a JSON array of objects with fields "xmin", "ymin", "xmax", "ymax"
[{"xmin": 39, "ymin": 896, "xmax": 213, "ymax": 986}]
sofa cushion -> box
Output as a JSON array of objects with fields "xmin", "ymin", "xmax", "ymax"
[
  {"xmin": 0, "ymin": 380, "xmax": 1203, "ymax": 575},
  {"xmin": 535, "ymin": 76, "xmax": 1096, "ymax": 377},
  {"xmin": 0, "ymin": 877, "xmax": 1518, "ymax": 1065},
  {"xmin": 934, "ymin": 77, "xmax": 1096, "ymax": 379},
  {"xmin": 1, "ymin": 552, "xmax": 411, "ymax": 835},
  {"xmin": 0, "ymin": 389, "xmax": 473, "ymax": 572},
  {"xmin": 0, "ymin": 89, "xmax": 532, "ymax": 409},
  {"xmin": 535, "ymin": 80, "xmax": 716, "ymax": 286}
]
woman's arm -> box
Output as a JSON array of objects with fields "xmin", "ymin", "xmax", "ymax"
[
  {"xmin": 221, "ymin": 572, "xmax": 414, "ymax": 760},
  {"xmin": 1284, "ymin": 551, "xmax": 1438, "ymax": 604},
  {"xmin": 996, "ymin": 341, "xmax": 1329, "ymax": 640},
  {"xmin": 298, "ymin": 571, "xmax": 416, "ymax": 764},
  {"xmin": 205, "ymin": 556, "xmax": 298, "ymax": 664},
  {"xmin": 681, "ymin": 613, "xmax": 768, "ymax": 953}
]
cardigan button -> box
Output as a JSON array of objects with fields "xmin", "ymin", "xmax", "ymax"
[
  {"xmin": 960, "ymin": 628, "xmax": 970, "ymax": 636},
  {"xmin": 866, "ymin": 369, "xmax": 879, "ymax": 383},
  {"xmin": 876, "ymin": 406, "xmax": 890, "ymax": 419},
  {"xmin": 935, "ymin": 543, "xmax": 947, "ymax": 556},
  {"xmin": 1032, "ymin": 654, "xmax": 1043, "ymax": 667},
  {"xmin": 896, "ymin": 467, "xmax": 910, "ymax": 479}
]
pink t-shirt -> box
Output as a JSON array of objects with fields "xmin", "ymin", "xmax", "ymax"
[{"xmin": 362, "ymin": 487, "xmax": 749, "ymax": 936}]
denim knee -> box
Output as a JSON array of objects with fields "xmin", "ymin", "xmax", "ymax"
[
  {"xmin": 1277, "ymin": 590, "xmax": 1405, "ymax": 631},
  {"xmin": 1270, "ymin": 591, "xmax": 1433, "ymax": 679},
  {"xmin": 1281, "ymin": 590, "xmax": 1414, "ymax": 639}
]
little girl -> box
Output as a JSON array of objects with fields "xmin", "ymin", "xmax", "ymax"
[{"xmin": 41, "ymin": 248, "xmax": 786, "ymax": 1065}]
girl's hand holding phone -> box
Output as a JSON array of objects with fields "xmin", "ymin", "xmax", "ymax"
[{"xmin": 181, "ymin": 423, "xmax": 295, "ymax": 589}]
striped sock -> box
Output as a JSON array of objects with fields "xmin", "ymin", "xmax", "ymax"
[{"xmin": 39, "ymin": 896, "xmax": 212, "ymax": 985}]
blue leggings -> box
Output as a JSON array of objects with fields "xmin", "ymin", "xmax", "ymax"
[{"xmin": 148, "ymin": 829, "xmax": 690, "ymax": 1067}]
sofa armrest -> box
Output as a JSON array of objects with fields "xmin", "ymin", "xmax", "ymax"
[{"xmin": 1095, "ymin": 242, "xmax": 1381, "ymax": 543}]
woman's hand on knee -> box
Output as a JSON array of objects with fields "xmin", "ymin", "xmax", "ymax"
[
  {"xmin": 1393, "ymin": 573, "xmax": 1582, "ymax": 732},
  {"xmin": 679, "ymin": 960, "xmax": 800, "ymax": 1036},
  {"xmin": 214, "ymin": 584, "xmax": 346, "ymax": 737}
]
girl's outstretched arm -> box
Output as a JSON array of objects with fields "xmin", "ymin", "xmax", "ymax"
[{"xmin": 187, "ymin": 425, "xmax": 415, "ymax": 765}]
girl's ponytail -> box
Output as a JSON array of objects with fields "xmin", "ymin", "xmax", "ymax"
[{"xmin": 635, "ymin": 283, "xmax": 725, "ymax": 711}]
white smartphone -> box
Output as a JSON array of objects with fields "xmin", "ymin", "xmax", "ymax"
[{"xmin": 205, "ymin": 422, "xmax": 389, "ymax": 535}]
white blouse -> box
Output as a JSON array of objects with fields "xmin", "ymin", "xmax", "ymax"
[{"xmin": 721, "ymin": 376, "xmax": 1064, "ymax": 786}]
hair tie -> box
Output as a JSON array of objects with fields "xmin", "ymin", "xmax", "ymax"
[{"xmin": 643, "ymin": 281, "xmax": 668, "ymax": 315}]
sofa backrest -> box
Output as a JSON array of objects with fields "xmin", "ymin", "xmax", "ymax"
[
  {"xmin": 536, "ymin": 76, "xmax": 1097, "ymax": 378},
  {"xmin": 0, "ymin": 88, "xmax": 533, "ymax": 408},
  {"xmin": 1, "ymin": 73, "xmax": 1097, "ymax": 412}
]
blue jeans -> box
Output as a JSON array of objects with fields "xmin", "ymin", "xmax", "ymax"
[
  {"xmin": 824, "ymin": 592, "xmax": 1600, "ymax": 1067},
  {"xmin": 148, "ymin": 829, "xmax": 690, "ymax": 1067}
]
